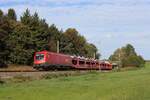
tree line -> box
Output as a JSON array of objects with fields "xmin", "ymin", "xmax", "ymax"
[
  {"xmin": 0, "ymin": 8, "xmax": 100, "ymax": 67},
  {"xmin": 109, "ymin": 44, "xmax": 145, "ymax": 67}
]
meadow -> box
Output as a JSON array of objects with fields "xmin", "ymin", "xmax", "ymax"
[{"xmin": 0, "ymin": 62, "xmax": 150, "ymax": 100}]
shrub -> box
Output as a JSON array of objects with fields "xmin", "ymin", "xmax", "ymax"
[
  {"xmin": 11, "ymin": 75, "xmax": 32, "ymax": 83},
  {"xmin": 109, "ymin": 44, "xmax": 145, "ymax": 68},
  {"xmin": 122, "ymin": 55, "xmax": 145, "ymax": 67},
  {"xmin": 42, "ymin": 74, "xmax": 59, "ymax": 79}
]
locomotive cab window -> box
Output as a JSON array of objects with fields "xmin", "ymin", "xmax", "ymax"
[
  {"xmin": 72, "ymin": 59, "xmax": 77, "ymax": 65},
  {"xmin": 36, "ymin": 54, "xmax": 44, "ymax": 60}
]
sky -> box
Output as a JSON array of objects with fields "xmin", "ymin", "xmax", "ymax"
[{"xmin": 0, "ymin": 0, "xmax": 150, "ymax": 59}]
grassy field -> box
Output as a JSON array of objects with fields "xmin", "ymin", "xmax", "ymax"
[{"xmin": 0, "ymin": 62, "xmax": 150, "ymax": 100}]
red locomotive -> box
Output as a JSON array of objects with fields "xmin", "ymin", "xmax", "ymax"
[{"xmin": 33, "ymin": 50, "xmax": 112, "ymax": 70}]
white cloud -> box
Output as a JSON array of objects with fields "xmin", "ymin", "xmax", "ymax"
[{"xmin": 1, "ymin": 0, "xmax": 150, "ymax": 59}]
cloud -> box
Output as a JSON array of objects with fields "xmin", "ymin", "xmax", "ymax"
[
  {"xmin": 1, "ymin": 0, "xmax": 150, "ymax": 7},
  {"xmin": 0, "ymin": 0, "xmax": 150, "ymax": 59}
]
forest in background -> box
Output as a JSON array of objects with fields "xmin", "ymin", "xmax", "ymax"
[{"xmin": 0, "ymin": 8, "xmax": 100, "ymax": 67}]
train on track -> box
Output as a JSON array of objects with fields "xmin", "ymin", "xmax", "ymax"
[{"xmin": 33, "ymin": 50, "xmax": 112, "ymax": 70}]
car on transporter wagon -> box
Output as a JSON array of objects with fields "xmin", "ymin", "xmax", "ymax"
[{"xmin": 33, "ymin": 50, "xmax": 112, "ymax": 70}]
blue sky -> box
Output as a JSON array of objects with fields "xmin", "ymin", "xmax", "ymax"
[{"xmin": 0, "ymin": 0, "xmax": 150, "ymax": 59}]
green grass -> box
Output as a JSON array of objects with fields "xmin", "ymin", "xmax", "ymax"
[{"xmin": 0, "ymin": 62, "xmax": 150, "ymax": 100}]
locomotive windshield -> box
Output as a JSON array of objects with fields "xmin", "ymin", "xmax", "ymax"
[{"xmin": 36, "ymin": 54, "xmax": 44, "ymax": 60}]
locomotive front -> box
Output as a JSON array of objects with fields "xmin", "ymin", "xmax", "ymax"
[{"xmin": 33, "ymin": 51, "xmax": 48, "ymax": 70}]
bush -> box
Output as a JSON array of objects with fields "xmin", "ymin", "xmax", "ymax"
[
  {"xmin": 42, "ymin": 72, "xmax": 73, "ymax": 79},
  {"xmin": 109, "ymin": 44, "xmax": 145, "ymax": 68},
  {"xmin": 11, "ymin": 75, "xmax": 32, "ymax": 83},
  {"xmin": 42, "ymin": 71, "xmax": 87, "ymax": 80},
  {"xmin": 42, "ymin": 74, "xmax": 59, "ymax": 79},
  {"xmin": 122, "ymin": 55, "xmax": 145, "ymax": 67}
]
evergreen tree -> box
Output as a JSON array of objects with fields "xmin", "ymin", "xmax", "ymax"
[
  {"xmin": 8, "ymin": 22, "xmax": 34, "ymax": 65},
  {"xmin": 20, "ymin": 9, "xmax": 31, "ymax": 25},
  {"xmin": 0, "ymin": 15, "xmax": 12, "ymax": 67},
  {"xmin": 21, "ymin": 10, "xmax": 50, "ymax": 51},
  {"xmin": 7, "ymin": 8, "xmax": 17, "ymax": 20},
  {"xmin": 0, "ymin": 9, "xmax": 3, "ymax": 17},
  {"xmin": 47, "ymin": 24, "xmax": 61, "ymax": 52}
]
